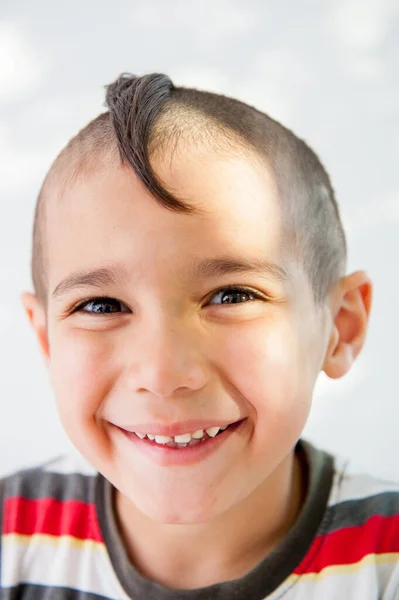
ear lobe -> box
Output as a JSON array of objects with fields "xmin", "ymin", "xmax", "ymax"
[
  {"xmin": 323, "ymin": 271, "xmax": 372, "ymax": 380},
  {"xmin": 20, "ymin": 292, "xmax": 50, "ymax": 369}
]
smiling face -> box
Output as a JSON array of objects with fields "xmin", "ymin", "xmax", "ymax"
[{"xmin": 28, "ymin": 146, "xmax": 332, "ymax": 524}]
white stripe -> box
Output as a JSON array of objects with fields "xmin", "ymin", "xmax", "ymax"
[
  {"xmin": 1, "ymin": 535, "xmax": 130, "ymax": 598},
  {"xmin": 267, "ymin": 559, "xmax": 399, "ymax": 600},
  {"xmin": 2, "ymin": 536, "xmax": 399, "ymax": 600},
  {"xmin": 328, "ymin": 470, "xmax": 399, "ymax": 507}
]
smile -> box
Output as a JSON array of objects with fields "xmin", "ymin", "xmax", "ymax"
[
  {"xmin": 133, "ymin": 424, "xmax": 231, "ymax": 448},
  {"xmin": 116, "ymin": 419, "xmax": 246, "ymax": 466}
]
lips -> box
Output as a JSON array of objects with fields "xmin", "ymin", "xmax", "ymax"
[
  {"xmin": 116, "ymin": 419, "xmax": 246, "ymax": 466},
  {"xmin": 116, "ymin": 418, "xmax": 241, "ymax": 438}
]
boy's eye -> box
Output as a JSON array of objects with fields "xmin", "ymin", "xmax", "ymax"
[
  {"xmin": 208, "ymin": 287, "xmax": 263, "ymax": 305},
  {"xmin": 74, "ymin": 297, "xmax": 130, "ymax": 315},
  {"xmin": 73, "ymin": 287, "xmax": 263, "ymax": 316}
]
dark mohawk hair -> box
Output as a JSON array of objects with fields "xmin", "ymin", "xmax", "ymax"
[{"xmin": 104, "ymin": 73, "xmax": 192, "ymax": 213}]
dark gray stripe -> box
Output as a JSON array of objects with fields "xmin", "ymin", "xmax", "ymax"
[
  {"xmin": 0, "ymin": 467, "xmax": 96, "ymax": 504},
  {"xmin": 322, "ymin": 492, "xmax": 399, "ymax": 534},
  {"xmin": 96, "ymin": 439, "xmax": 334, "ymax": 600},
  {"xmin": 0, "ymin": 583, "xmax": 113, "ymax": 599}
]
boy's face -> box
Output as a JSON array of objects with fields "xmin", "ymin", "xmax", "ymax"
[{"xmin": 27, "ymin": 147, "xmax": 333, "ymax": 523}]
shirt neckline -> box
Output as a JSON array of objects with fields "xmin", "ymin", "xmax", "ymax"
[{"xmin": 95, "ymin": 439, "xmax": 334, "ymax": 600}]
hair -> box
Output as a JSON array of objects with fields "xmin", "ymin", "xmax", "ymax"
[{"xmin": 32, "ymin": 72, "xmax": 347, "ymax": 308}]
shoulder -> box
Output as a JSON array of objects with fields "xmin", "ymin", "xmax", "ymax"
[
  {"xmin": 0, "ymin": 452, "xmax": 115, "ymax": 597},
  {"xmin": 327, "ymin": 455, "xmax": 399, "ymax": 530},
  {"xmin": 323, "ymin": 458, "xmax": 399, "ymax": 566},
  {"xmin": 0, "ymin": 451, "xmax": 101, "ymax": 540},
  {"xmin": 0, "ymin": 451, "xmax": 101, "ymax": 545},
  {"xmin": 291, "ymin": 444, "xmax": 399, "ymax": 598},
  {"xmin": 0, "ymin": 450, "xmax": 98, "ymax": 506},
  {"xmin": 301, "ymin": 442, "xmax": 399, "ymax": 565},
  {"xmin": 307, "ymin": 452, "xmax": 399, "ymax": 593}
]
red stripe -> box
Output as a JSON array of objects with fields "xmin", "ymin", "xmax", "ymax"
[
  {"xmin": 295, "ymin": 514, "xmax": 399, "ymax": 574},
  {"xmin": 3, "ymin": 497, "xmax": 103, "ymax": 542}
]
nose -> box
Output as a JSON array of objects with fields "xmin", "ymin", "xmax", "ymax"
[{"xmin": 127, "ymin": 320, "xmax": 209, "ymax": 398}]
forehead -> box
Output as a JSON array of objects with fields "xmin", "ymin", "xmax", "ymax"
[{"xmin": 47, "ymin": 148, "xmax": 285, "ymax": 290}]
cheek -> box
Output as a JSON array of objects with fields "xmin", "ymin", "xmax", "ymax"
[
  {"xmin": 216, "ymin": 321, "xmax": 313, "ymax": 435},
  {"xmin": 49, "ymin": 331, "xmax": 115, "ymax": 426}
]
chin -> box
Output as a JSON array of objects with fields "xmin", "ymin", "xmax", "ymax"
[{"xmin": 134, "ymin": 492, "xmax": 219, "ymax": 525}]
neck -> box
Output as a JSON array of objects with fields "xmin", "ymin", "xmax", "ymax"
[{"xmin": 115, "ymin": 449, "xmax": 306, "ymax": 590}]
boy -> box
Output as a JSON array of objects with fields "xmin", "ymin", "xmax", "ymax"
[{"xmin": 0, "ymin": 72, "xmax": 398, "ymax": 599}]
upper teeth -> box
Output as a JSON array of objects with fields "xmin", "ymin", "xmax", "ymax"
[{"xmin": 134, "ymin": 425, "xmax": 229, "ymax": 444}]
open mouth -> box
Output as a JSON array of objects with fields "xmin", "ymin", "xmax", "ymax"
[{"xmin": 127, "ymin": 420, "xmax": 244, "ymax": 450}]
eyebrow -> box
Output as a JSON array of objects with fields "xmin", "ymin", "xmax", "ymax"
[
  {"xmin": 187, "ymin": 256, "xmax": 288, "ymax": 283},
  {"xmin": 51, "ymin": 256, "xmax": 288, "ymax": 299}
]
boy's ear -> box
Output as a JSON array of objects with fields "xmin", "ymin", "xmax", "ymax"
[
  {"xmin": 322, "ymin": 271, "xmax": 372, "ymax": 379},
  {"xmin": 20, "ymin": 292, "xmax": 50, "ymax": 369}
]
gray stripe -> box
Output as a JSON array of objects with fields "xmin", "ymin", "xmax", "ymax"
[
  {"xmin": 322, "ymin": 492, "xmax": 399, "ymax": 534},
  {"xmin": 0, "ymin": 468, "xmax": 97, "ymax": 504},
  {"xmin": 0, "ymin": 583, "xmax": 114, "ymax": 600}
]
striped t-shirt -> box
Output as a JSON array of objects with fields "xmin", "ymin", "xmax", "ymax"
[{"xmin": 1, "ymin": 439, "xmax": 399, "ymax": 599}]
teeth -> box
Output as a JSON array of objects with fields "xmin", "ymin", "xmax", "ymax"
[
  {"xmin": 205, "ymin": 426, "xmax": 221, "ymax": 437},
  {"xmin": 192, "ymin": 429, "xmax": 204, "ymax": 439},
  {"xmin": 133, "ymin": 425, "xmax": 230, "ymax": 444},
  {"xmin": 174, "ymin": 433, "xmax": 192, "ymax": 443},
  {"xmin": 155, "ymin": 435, "xmax": 173, "ymax": 444}
]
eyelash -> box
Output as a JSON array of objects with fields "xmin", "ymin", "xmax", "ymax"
[{"xmin": 72, "ymin": 286, "xmax": 265, "ymax": 315}]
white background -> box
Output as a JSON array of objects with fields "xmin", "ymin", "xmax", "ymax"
[{"xmin": 0, "ymin": 0, "xmax": 398, "ymax": 478}]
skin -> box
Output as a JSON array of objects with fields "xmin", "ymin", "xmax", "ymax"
[{"xmin": 22, "ymin": 145, "xmax": 372, "ymax": 589}]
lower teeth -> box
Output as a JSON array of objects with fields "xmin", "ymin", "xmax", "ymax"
[{"xmin": 164, "ymin": 436, "xmax": 208, "ymax": 449}]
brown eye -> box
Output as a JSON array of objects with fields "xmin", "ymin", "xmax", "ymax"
[
  {"xmin": 208, "ymin": 287, "xmax": 261, "ymax": 305},
  {"xmin": 75, "ymin": 297, "xmax": 130, "ymax": 314}
]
